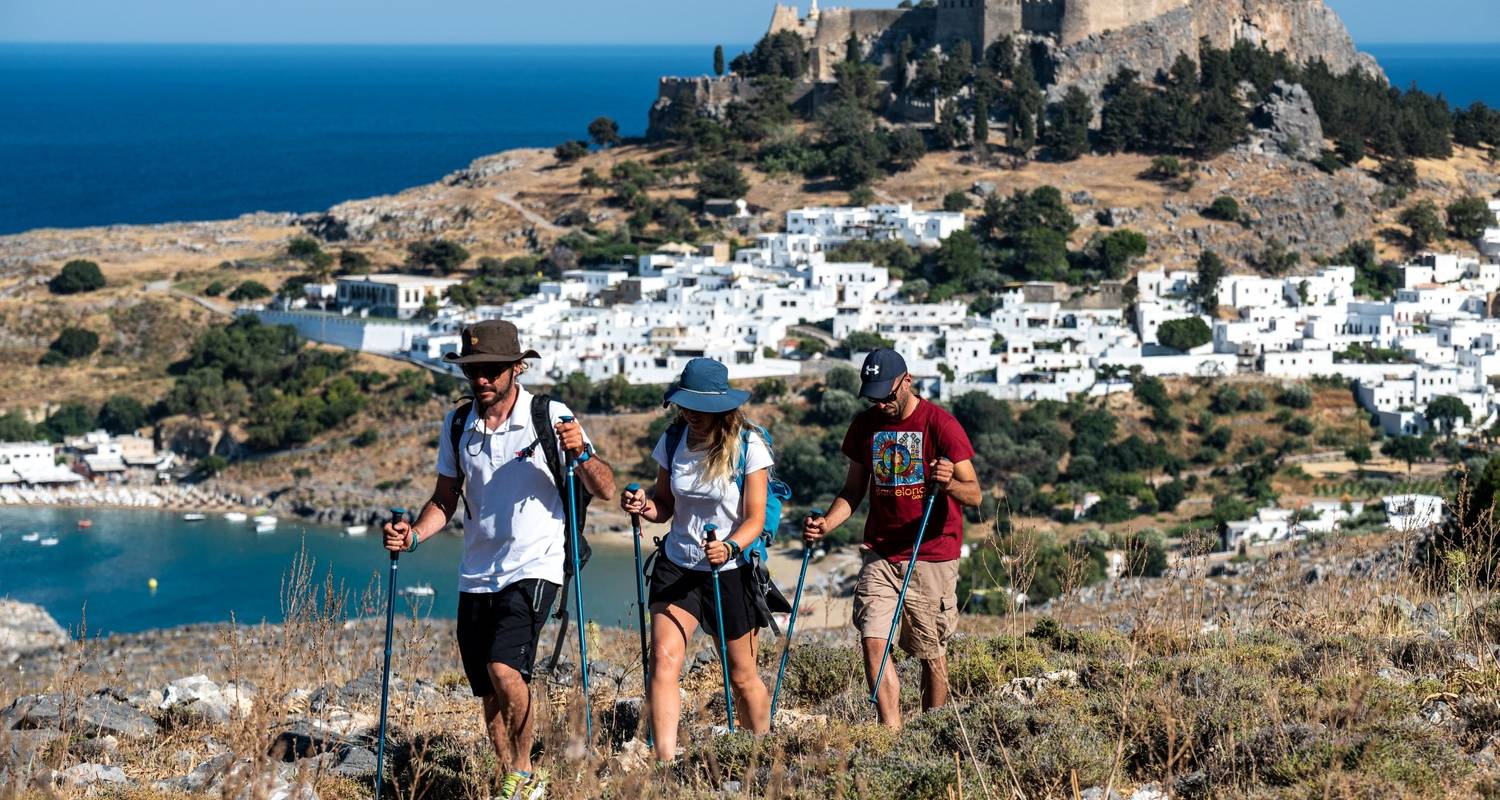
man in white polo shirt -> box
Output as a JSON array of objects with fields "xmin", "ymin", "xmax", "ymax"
[{"xmin": 384, "ymin": 319, "xmax": 614, "ymax": 800}]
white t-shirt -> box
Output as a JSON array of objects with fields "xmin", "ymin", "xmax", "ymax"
[
  {"xmin": 651, "ymin": 428, "xmax": 773, "ymax": 572},
  {"xmin": 436, "ymin": 385, "xmax": 592, "ymax": 593}
]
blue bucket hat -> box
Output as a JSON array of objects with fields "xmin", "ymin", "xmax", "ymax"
[{"xmin": 662, "ymin": 358, "xmax": 750, "ymax": 413}]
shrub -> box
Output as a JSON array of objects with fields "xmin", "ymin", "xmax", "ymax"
[
  {"xmin": 554, "ymin": 140, "xmax": 589, "ymax": 162},
  {"xmin": 842, "ymin": 330, "xmax": 894, "ymax": 353},
  {"xmin": 825, "ymin": 366, "xmax": 861, "ymax": 395},
  {"xmin": 48, "ymin": 260, "xmax": 106, "ymax": 294},
  {"xmin": 97, "ymin": 395, "xmax": 148, "ymax": 435},
  {"xmin": 203, "ymin": 281, "xmax": 226, "ymax": 297},
  {"xmin": 783, "ymin": 644, "xmax": 863, "ymax": 705},
  {"xmin": 1278, "ymin": 384, "xmax": 1314, "ymax": 409},
  {"xmin": 1204, "ymin": 195, "xmax": 1241, "ymax": 222},
  {"xmin": 42, "ymin": 327, "xmax": 99, "ymax": 365},
  {"xmin": 352, "ymin": 429, "xmax": 379, "ymax": 448},
  {"xmin": 1158, "ymin": 317, "xmax": 1212, "ymax": 352},
  {"xmin": 42, "ymin": 403, "xmax": 96, "ymax": 440},
  {"xmin": 228, "ymin": 281, "xmax": 272, "ymax": 302},
  {"xmin": 942, "ymin": 191, "xmax": 971, "ymax": 212}
]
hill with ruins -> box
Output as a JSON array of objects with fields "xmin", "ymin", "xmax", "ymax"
[{"xmin": 652, "ymin": 0, "xmax": 1382, "ymax": 135}]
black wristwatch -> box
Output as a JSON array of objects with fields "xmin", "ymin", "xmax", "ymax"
[{"xmin": 726, "ymin": 539, "xmax": 742, "ymax": 560}]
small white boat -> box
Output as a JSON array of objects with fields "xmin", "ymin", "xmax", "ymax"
[
  {"xmin": 224, "ymin": 512, "xmax": 248, "ymax": 523},
  {"xmin": 401, "ymin": 584, "xmax": 435, "ymax": 598},
  {"xmin": 183, "ymin": 513, "xmax": 207, "ymax": 522},
  {"xmin": 345, "ymin": 525, "xmax": 368, "ymax": 536},
  {"xmin": 22, "ymin": 532, "xmax": 40, "ymax": 543},
  {"xmin": 255, "ymin": 523, "xmax": 276, "ymax": 534},
  {"xmin": 39, "ymin": 538, "xmax": 59, "ymax": 547},
  {"xmin": 253, "ymin": 515, "xmax": 277, "ymax": 527}
]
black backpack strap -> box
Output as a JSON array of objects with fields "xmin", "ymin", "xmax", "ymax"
[{"xmin": 448, "ymin": 398, "xmax": 475, "ymax": 520}]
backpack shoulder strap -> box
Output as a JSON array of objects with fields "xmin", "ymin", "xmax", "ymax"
[
  {"xmin": 449, "ymin": 398, "xmax": 475, "ymax": 518},
  {"xmin": 531, "ymin": 393, "xmax": 565, "ymax": 492},
  {"xmin": 663, "ymin": 420, "xmax": 688, "ymax": 471}
]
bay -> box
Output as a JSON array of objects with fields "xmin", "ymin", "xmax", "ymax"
[{"xmin": 0, "ymin": 506, "xmax": 645, "ymax": 636}]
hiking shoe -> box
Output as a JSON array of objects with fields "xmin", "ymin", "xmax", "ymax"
[
  {"xmin": 499, "ymin": 770, "xmax": 530, "ymax": 800},
  {"xmin": 521, "ymin": 768, "xmax": 550, "ymax": 800}
]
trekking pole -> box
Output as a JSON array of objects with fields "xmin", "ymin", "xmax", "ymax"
[
  {"xmin": 560, "ymin": 416, "xmax": 593, "ymax": 746},
  {"xmin": 769, "ymin": 508, "xmax": 820, "ymax": 730},
  {"xmin": 870, "ymin": 464, "xmax": 946, "ymax": 706},
  {"xmin": 626, "ymin": 483, "xmax": 652, "ymax": 745},
  {"xmin": 375, "ymin": 507, "xmax": 405, "ymax": 800},
  {"xmin": 704, "ymin": 523, "xmax": 735, "ymax": 732}
]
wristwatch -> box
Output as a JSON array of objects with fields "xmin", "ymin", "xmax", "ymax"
[{"xmin": 726, "ymin": 539, "xmax": 742, "ymax": 560}]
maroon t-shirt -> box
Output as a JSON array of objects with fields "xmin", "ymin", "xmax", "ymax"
[{"xmin": 841, "ymin": 398, "xmax": 975, "ymax": 563}]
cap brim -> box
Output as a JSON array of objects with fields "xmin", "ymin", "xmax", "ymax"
[
  {"xmin": 859, "ymin": 379, "xmax": 899, "ymax": 399},
  {"xmin": 443, "ymin": 349, "xmax": 540, "ymax": 365},
  {"xmin": 664, "ymin": 387, "xmax": 751, "ymax": 413}
]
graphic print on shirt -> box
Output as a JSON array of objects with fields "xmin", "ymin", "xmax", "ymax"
[{"xmin": 872, "ymin": 430, "xmax": 925, "ymax": 489}]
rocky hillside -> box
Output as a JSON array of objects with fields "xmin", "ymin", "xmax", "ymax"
[{"xmin": 3, "ymin": 527, "xmax": 1499, "ymax": 798}]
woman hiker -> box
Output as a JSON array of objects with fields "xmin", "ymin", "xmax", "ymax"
[{"xmin": 619, "ymin": 358, "xmax": 773, "ymax": 761}]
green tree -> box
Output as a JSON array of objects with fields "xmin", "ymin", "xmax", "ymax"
[
  {"xmin": 1204, "ymin": 196, "xmax": 1240, "ymax": 222},
  {"xmin": 752, "ymin": 377, "xmax": 788, "ymax": 402},
  {"xmin": 43, "ymin": 403, "xmax": 96, "ymax": 440},
  {"xmin": 228, "ymin": 281, "xmax": 272, "ymax": 302},
  {"xmin": 1425, "ymin": 395, "xmax": 1472, "ymax": 438},
  {"xmin": 1345, "ymin": 443, "xmax": 1372, "ymax": 476},
  {"xmin": 973, "ymin": 88, "xmax": 991, "ymax": 150},
  {"xmin": 97, "ymin": 395, "xmax": 148, "ymax": 435},
  {"xmin": 1090, "ymin": 229, "xmax": 1148, "ymax": 279},
  {"xmin": 0, "ymin": 411, "xmax": 36, "ymax": 442},
  {"xmin": 1042, "ymin": 86, "xmax": 1092, "ymax": 161},
  {"xmin": 406, "ymin": 240, "xmax": 470, "ymax": 275},
  {"xmin": 843, "ymin": 331, "xmax": 894, "ymax": 353},
  {"xmin": 1192, "ymin": 250, "xmax": 1226, "ymax": 314},
  {"xmin": 1005, "ymin": 49, "xmax": 1045, "ymax": 153},
  {"xmin": 931, "ymin": 229, "xmax": 983, "ymax": 286},
  {"xmin": 338, "ymin": 249, "xmax": 372, "ymax": 274},
  {"xmin": 42, "ymin": 327, "xmax": 100, "ymax": 365},
  {"xmin": 48, "ymin": 260, "xmax": 106, "ymax": 295},
  {"xmin": 943, "ymin": 191, "xmax": 971, "ymax": 213},
  {"xmin": 1381, "ymin": 435, "xmax": 1431, "ymax": 475},
  {"xmin": 826, "ymin": 366, "xmax": 862, "ymax": 395},
  {"xmin": 588, "ymin": 116, "xmax": 621, "ymax": 149},
  {"xmin": 554, "ymin": 140, "xmax": 589, "ymax": 162},
  {"xmin": 1158, "ymin": 317, "xmax": 1212, "ymax": 352},
  {"xmin": 696, "ymin": 159, "xmax": 749, "ymax": 202},
  {"xmin": 1098, "ymin": 69, "xmax": 1149, "ymax": 153},
  {"xmin": 1447, "ymin": 195, "xmax": 1494, "ymax": 240},
  {"xmin": 714, "ymin": 45, "xmax": 726, "ymax": 77},
  {"xmin": 1399, "ymin": 200, "xmax": 1445, "ymax": 249}
]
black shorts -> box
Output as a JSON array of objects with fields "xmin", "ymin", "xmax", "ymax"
[
  {"xmin": 649, "ymin": 557, "xmax": 757, "ymax": 642},
  {"xmin": 456, "ymin": 580, "xmax": 559, "ymax": 697}
]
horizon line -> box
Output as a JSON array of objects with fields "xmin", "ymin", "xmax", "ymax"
[{"xmin": 3, "ymin": 38, "xmax": 1499, "ymax": 48}]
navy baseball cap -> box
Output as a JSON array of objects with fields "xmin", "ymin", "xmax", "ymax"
[{"xmin": 858, "ymin": 348, "xmax": 907, "ymax": 399}]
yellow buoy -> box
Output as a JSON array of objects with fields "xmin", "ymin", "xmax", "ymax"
[{"xmin": 147, "ymin": 578, "xmax": 158, "ymax": 591}]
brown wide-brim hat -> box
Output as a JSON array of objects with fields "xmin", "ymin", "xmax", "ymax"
[{"xmin": 444, "ymin": 320, "xmax": 540, "ymax": 365}]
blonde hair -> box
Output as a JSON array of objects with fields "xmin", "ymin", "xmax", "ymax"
[{"xmin": 678, "ymin": 407, "xmax": 754, "ymax": 484}]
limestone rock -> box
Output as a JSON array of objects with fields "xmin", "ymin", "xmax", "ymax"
[
  {"xmin": 0, "ymin": 600, "xmax": 68, "ymax": 664},
  {"xmin": 57, "ymin": 763, "xmax": 129, "ymax": 790},
  {"xmin": 999, "ymin": 669, "xmax": 1080, "ymax": 706},
  {"xmin": 160, "ymin": 675, "xmax": 255, "ymax": 724},
  {"xmin": 1252, "ymin": 81, "xmax": 1325, "ymax": 158},
  {"xmin": 2, "ymin": 692, "xmax": 159, "ymax": 739}
]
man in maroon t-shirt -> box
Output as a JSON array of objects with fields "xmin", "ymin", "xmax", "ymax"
[{"xmin": 803, "ymin": 348, "xmax": 981, "ymax": 729}]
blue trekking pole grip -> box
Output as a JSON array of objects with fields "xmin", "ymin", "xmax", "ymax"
[
  {"xmin": 625, "ymin": 483, "xmax": 651, "ymax": 691},
  {"xmin": 375, "ymin": 506, "xmax": 406, "ymax": 800},
  {"xmin": 705, "ymin": 523, "xmax": 735, "ymax": 732},
  {"xmin": 560, "ymin": 416, "xmax": 593, "ymax": 746},
  {"xmin": 870, "ymin": 460, "xmax": 947, "ymax": 707},
  {"xmin": 770, "ymin": 508, "xmax": 821, "ymax": 729}
]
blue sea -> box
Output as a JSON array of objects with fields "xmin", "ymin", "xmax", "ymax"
[
  {"xmin": 0, "ymin": 42, "xmax": 1494, "ymax": 236},
  {"xmin": 0, "ymin": 44, "xmax": 731, "ymax": 235}
]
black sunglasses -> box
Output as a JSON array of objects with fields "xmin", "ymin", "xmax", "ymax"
[
  {"xmin": 462, "ymin": 362, "xmax": 514, "ymax": 381},
  {"xmin": 864, "ymin": 375, "xmax": 908, "ymax": 405}
]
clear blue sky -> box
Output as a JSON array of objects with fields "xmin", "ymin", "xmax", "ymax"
[{"xmin": 0, "ymin": 0, "xmax": 1495, "ymax": 46}]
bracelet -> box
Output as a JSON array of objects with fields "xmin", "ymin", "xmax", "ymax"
[
  {"xmin": 727, "ymin": 540, "xmax": 742, "ymax": 560},
  {"xmin": 405, "ymin": 530, "xmax": 421, "ymax": 553}
]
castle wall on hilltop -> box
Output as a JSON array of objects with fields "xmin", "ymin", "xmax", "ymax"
[{"xmin": 808, "ymin": 7, "xmax": 912, "ymax": 80}]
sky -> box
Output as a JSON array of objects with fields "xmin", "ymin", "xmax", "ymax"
[{"xmin": 0, "ymin": 0, "xmax": 1496, "ymax": 46}]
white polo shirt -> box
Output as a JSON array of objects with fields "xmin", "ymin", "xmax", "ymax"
[{"xmin": 436, "ymin": 385, "xmax": 591, "ymax": 593}]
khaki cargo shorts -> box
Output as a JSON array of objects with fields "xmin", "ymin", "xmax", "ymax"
[{"xmin": 852, "ymin": 549, "xmax": 959, "ymax": 660}]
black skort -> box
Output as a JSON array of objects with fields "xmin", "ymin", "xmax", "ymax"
[
  {"xmin": 456, "ymin": 580, "xmax": 559, "ymax": 697},
  {"xmin": 650, "ymin": 557, "xmax": 757, "ymax": 642}
]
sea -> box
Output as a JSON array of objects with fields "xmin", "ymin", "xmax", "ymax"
[
  {"xmin": 0, "ymin": 506, "xmax": 645, "ymax": 636},
  {"xmin": 0, "ymin": 41, "xmax": 1496, "ymax": 633}
]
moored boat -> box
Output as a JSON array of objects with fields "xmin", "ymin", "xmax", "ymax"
[{"xmin": 224, "ymin": 512, "xmax": 248, "ymax": 523}]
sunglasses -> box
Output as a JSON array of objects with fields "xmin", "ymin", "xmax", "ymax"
[
  {"xmin": 864, "ymin": 375, "xmax": 908, "ymax": 405},
  {"xmin": 462, "ymin": 362, "xmax": 513, "ymax": 381}
]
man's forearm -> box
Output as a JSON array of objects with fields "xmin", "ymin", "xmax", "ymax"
[
  {"xmin": 575, "ymin": 453, "xmax": 615, "ymax": 499},
  {"xmin": 946, "ymin": 478, "xmax": 983, "ymax": 509},
  {"xmin": 412, "ymin": 495, "xmax": 456, "ymax": 541}
]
